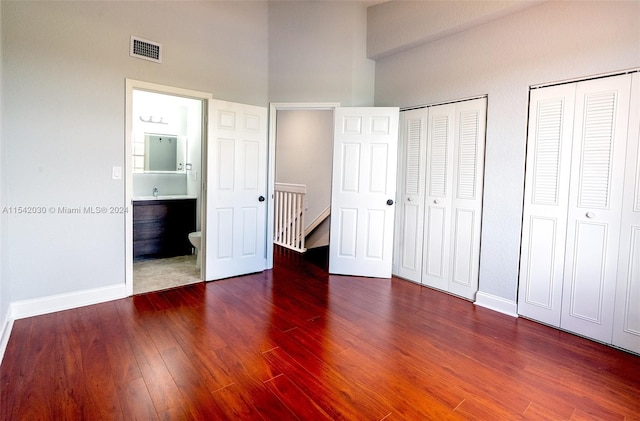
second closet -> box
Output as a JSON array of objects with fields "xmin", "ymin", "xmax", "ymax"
[{"xmin": 393, "ymin": 97, "xmax": 487, "ymax": 300}]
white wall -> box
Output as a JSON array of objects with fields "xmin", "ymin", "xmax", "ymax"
[
  {"xmin": 275, "ymin": 110, "xmax": 333, "ymax": 224},
  {"xmin": 371, "ymin": 1, "xmax": 640, "ymax": 302},
  {"xmin": 367, "ymin": 0, "xmax": 543, "ymax": 59},
  {"xmin": 2, "ymin": 1, "xmax": 268, "ymax": 301},
  {"xmin": 0, "ymin": 1, "xmax": 11, "ymax": 356},
  {"xmin": 268, "ymin": 1, "xmax": 375, "ymax": 106}
]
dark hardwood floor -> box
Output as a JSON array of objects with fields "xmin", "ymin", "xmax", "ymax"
[{"xmin": 1, "ymin": 246, "xmax": 639, "ymax": 420}]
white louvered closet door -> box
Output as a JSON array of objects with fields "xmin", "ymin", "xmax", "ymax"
[
  {"xmin": 394, "ymin": 109, "xmax": 427, "ymax": 283},
  {"xmin": 561, "ymin": 75, "xmax": 633, "ymax": 343},
  {"xmin": 517, "ymin": 84, "xmax": 576, "ymax": 326},
  {"xmin": 612, "ymin": 72, "xmax": 640, "ymax": 354},
  {"xmin": 422, "ymin": 98, "xmax": 486, "ymax": 300},
  {"xmin": 422, "ymin": 103, "xmax": 455, "ymax": 291},
  {"xmin": 448, "ymin": 98, "xmax": 487, "ymax": 299},
  {"xmin": 519, "ymin": 72, "xmax": 639, "ymax": 352}
]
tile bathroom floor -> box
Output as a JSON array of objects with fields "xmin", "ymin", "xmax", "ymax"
[{"xmin": 133, "ymin": 254, "xmax": 201, "ymax": 294}]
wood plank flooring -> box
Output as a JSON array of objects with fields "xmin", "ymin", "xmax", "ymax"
[{"xmin": 1, "ymin": 246, "xmax": 639, "ymax": 420}]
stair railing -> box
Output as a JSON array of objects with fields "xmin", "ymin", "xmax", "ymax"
[{"xmin": 274, "ymin": 183, "xmax": 306, "ymax": 253}]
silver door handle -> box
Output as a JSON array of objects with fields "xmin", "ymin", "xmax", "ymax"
[
  {"xmin": 586, "ymin": 212, "xmax": 595, "ymax": 218},
  {"xmin": 433, "ymin": 199, "xmax": 440, "ymax": 204}
]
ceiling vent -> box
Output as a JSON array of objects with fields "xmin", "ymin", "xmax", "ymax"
[{"xmin": 130, "ymin": 36, "xmax": 162, "ymax": 63}]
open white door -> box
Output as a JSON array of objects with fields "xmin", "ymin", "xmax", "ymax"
[
  {"xmin": 204, "ymin": 100, "xmax": 268, "ymax": 281},
  {"xmin": 329, "ymin": 107, "xmax": 399, "ymax": 278}
]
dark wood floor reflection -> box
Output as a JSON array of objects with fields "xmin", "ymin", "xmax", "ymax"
[{"xmin": 1, "ymin": 246, "xmax": 639, "ymax": 420}]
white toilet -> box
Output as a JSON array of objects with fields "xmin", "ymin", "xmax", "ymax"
[{"xmin": 188, "ymin": 231, "xmax": 202, "ymax": 269}]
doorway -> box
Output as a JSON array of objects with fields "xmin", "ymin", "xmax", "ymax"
[
  {"xmin": 273, "ymin": 109, "xmax": 334, "ymax": 264},
  {"xmin": 267, "ymin": 103, "xmax": 339, "ymax": 270},
  {"xmin": 125, "ymin": 80, "xmax": 212, "ymax": 296},
  {"xmin": 267, "ymin": 103, "xmax": 400, "ymax": 278}
]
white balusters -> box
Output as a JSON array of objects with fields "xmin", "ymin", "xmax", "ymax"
[{"xmin": 274, "ymin": 183, "xmax": 306, "ymax": 253}]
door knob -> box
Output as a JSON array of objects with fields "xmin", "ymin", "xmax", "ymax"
[
  {"xmin": 386, "ymin": 199, "xmax": 394, "ymax": 206},
  {"xmin": 407, "ymin": 197, "xmax": 413, "ymax": 202},
  {"xmin": 433, "ymin": 199, "xmax": 440, "ymax": 204},
  {"xmin": 258, "ymin": 196, "xmax": 265, "ymax": 202},
  {"xmin": 585, "ymin": 212, "xmax": 595, "ymax": 218}
]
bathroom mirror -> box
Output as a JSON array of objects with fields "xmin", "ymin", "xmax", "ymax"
[{"xmin": 133, "ymin": 133, "xmax": 187, "ymax": 173}]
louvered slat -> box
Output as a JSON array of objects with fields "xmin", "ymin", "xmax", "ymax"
[
  {"xmin": 579, "ymin": 92, "xmax": 616, "ymax": 209},
  {"xmin": 457, "ymin": 111, "xmax": 479, "ymax": 200},
  {"xmin": 405, "ymin": 119, "xmax": 422, "ymax": 195},
  {"xmin": 429, "ymin": 115, "xmax": 448, "ymax": 197},
  {"xmin": 533, "ymin": 98, "xmax": 564, "ymax": 205}
]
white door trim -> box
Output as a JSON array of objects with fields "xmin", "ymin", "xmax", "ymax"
[
  {"xmin": 266, "ymin": 102, "xmax": 340, "ymax": 269},
  {"xmin": 124, "ymin": 79, "xmax": 212, "ymax": 296}
]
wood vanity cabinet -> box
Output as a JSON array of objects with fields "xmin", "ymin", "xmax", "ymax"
[{"xmin": 133, "ymin": 198, "xmax": 196, "ymax": 259}]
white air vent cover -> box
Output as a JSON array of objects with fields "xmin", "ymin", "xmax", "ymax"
[{"xmin": 130, "ymin": 36, "xmax": 162, "ymax": 63}]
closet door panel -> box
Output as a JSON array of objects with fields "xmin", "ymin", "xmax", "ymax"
[
  {"xmin": 518, "ymin": 84, "xmax": 575, "ymax": 326},
  {"xmin": 422, "ymin": 104, "xmax": 455, "ymax": 289},
  {"xmin": 612, "ymin": 72, "xmax": 640, "ymax": 353},
  {"xmin": 451, "ymin": 208, "xmax": 475, "ymax": 288},
  {"xmin": 449, "ymin": 98, "xmax": 486, "ymax": 300},
  {"xmin": 561, "ymin": 75, "xmax": 632, "ymax": 342},
  {"xmin": 394, "ymin": 109, "xmax": 427, "ymax": 282},
  {"xmin": 424, "ymin": 206, "xmax": 448, "ymax": 290}
]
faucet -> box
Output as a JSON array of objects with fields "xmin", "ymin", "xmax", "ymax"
[{"xmin": 153, "ymin": 187, "xmax": 159, "ymax": 198}]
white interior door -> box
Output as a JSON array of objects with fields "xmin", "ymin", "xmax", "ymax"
[
  {"xmin": 329, "ymin": 107, "xmax": 399, "ymax": 278},
  {"xmin": 560, "ymin": 75, "xmax": 632, "ymax": 342},
  {"xmin": 613, "ymin": 73, "xmax": 640, "ymax": 354},
  {"xmin": 394, "ymin": 108, "xmax": 427, "ymax": 282},
  {"xmin": 204, "ymin": 99, "xmax": 268, "ymax": 281}
]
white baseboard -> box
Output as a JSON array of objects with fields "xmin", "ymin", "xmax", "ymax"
[
  {"xmin": 10, "ymin": 284, "xmax": 128, "ymax": 320},
  {"xmin": 474, "ymin": 291, "xmax": 518, "ymax": 317},
  {"xmin": 0, "ymin": 309, "xmax": 14, "ymax": 364}
]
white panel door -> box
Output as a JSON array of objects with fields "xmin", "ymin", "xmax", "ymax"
[
  {"xmin": 612, "ymin": 72, "xmax": 640, "ymax": 353},
  {"xmin": 518, "ymin": 84, "xmax": 576, "ymax": 326},
  {"xmin": 560, "ymin": 75, "xmax": 632, "ymax": 342},
  {"xmin": 422, "ymin": 103, "xmax": 455, "ymax": 291},
  {"xmin": 204, "ymin": 100, "xmax": 267, "ymax": 281},
  {"xmin": 329, "ymin": 107, "xmax": 399, "ymax": 278},
  {"xmin": 448, "ymin": 98, "xmax": 487, "ymax": 299},
  {"xmin": 394, "ymin": 108, "xmax": 427, "ymax": 282}
]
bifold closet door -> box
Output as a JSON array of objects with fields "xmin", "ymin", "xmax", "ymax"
[
  {"xmin": 519, "ymin": 72, "xmax": 639, "ymax": 352},
  {"xmin": 517, "ymin": 84, "xmax": 576, "ymax": 326},
  {"xmin": 422, "ymin": 98, "xmax": 486, "ymax": 300},
  {"xmin": 559, "ymin": 75, "xmax": 632, "ymax": 343},
  {"xmin": 393, "ymin": 98, "xmax": 486, "ymax": 300},
  {"xmin": 394, "ymin": 109, "xmax": 427, "ymax": 283},
  {"xmin": 612, "ymin": 72, "xmax": 640, "ymax": 354}
]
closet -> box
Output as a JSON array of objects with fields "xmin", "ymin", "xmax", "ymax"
[
  {"xmin": 518, "ymin": 72, "xmax": 639, "ymax": 354},
  {"xmin": 393, "ymin": 97, "xmax": 487, "ymax": 300}
]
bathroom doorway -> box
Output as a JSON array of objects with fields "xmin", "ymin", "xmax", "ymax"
[{"xmin": 125, "ymin": 80, "xmax": 211, "ymax": 295}]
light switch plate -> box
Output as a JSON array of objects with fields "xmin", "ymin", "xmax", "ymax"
[{"xmin": 112, "ymin": 166, "xmax": 122, "ymax": 180}]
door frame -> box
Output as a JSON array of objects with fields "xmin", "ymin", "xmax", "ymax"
[
  {"xmin": 266, "ymin": 102, "xmax": 340, "ymax": 269},
  {"xmin": 124, "ymin": 79, "xmax": 212, "ymax": 296}
]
